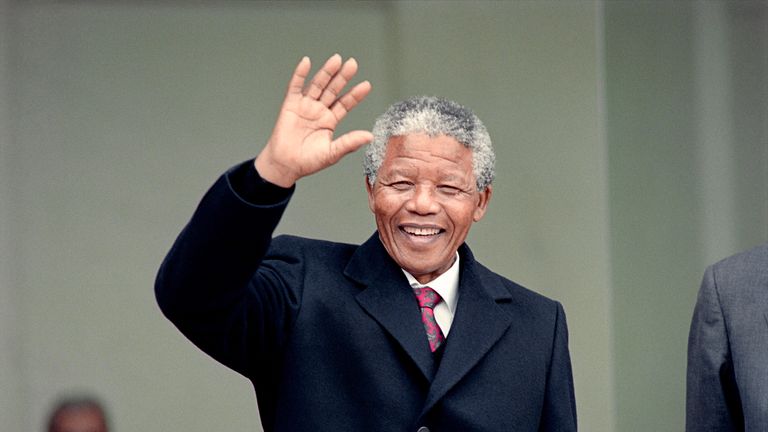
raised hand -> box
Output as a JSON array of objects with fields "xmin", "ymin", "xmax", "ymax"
[{"xmin": 255, "ymin": 54, "xmax": 373, "ymax": 187}]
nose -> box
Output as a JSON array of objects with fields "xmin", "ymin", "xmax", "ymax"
[{"xmin": 405, "ymin": 184, "xmax": 440, "ymax": 215}]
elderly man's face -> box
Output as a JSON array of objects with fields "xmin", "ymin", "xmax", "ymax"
[{"xmin": 366, "ymin": 133, "xmax": 491, "ymax": 284}]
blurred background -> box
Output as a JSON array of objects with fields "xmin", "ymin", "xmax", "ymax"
[{"xmin": 0, "ymin": 1, "xmax": 765, "ymax": 431}]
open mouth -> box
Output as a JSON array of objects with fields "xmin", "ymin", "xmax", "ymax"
[{"xmin": 400, "ymin": 226, "xmax": 444, "ymax": 237}]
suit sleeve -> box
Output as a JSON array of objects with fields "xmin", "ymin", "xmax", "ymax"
[
  {"xmin": 155, "ymin": 161, "xmax": 301, "ymax": 378},
  {"xmin": 686, "ymin": 265, "xmax": 743, "ymax": 431},
  {"xmin": 540, "ymin": 302, "xmax": 578, "ymax": 432}
]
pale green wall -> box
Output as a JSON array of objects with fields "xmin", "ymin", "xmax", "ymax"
[
  {"xmin": 605, "ymin": 1, "xmax": 767, "ymax": 431},
  {"xmin": 0, "ymin": 0, "xmax": 23, "ymax": 430},
  {"xmin": 1, "ymin": 1, "xmax": 766, "ymax": 432},
  {"xmin": 606, "ymin": 3, "xmax": 702, "ymax": 430}
]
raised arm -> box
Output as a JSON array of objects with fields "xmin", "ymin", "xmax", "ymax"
[
  {"xmin": 255, "ymin": 54, "xmax": 373, "ymax": 187},
  {"xmin": 156, "ymin": 54, "xmax": 372, "ymax": 377}
]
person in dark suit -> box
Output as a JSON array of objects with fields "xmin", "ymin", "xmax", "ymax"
[
  {"xmin": 686, "ymin": 242, "xmax": 768, "ymax": 431},
  {"xmin": 156, "ymin": 54, "xmax": 577, "ymax": 431}
]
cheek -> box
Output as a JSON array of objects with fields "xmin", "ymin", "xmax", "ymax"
[
  {"xmin": 372, "ymin": 194, "xmax": 401, "ymax": 218},
  {"xmin": 448, "ymin": 205, "xmax": 479, "ymax": 230}
]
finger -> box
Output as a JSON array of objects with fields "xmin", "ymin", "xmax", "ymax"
[
  {"xmin": 329, "ymin": 130, "xmax": 374, "ymax": 163},
  {"xmin": 330, "ymin": 80, "xmax": 372, "ymax": 122},
  {"xmin": 286, "ymin": 56, "xmax": 311, "ymax": 97},
  {"xmin": 318, "ymin": 57, "xmax": 359, "ymax": 106},
  {"xmin": 305, "ymin": 54, "xmax": 342, "ymax": 99}
]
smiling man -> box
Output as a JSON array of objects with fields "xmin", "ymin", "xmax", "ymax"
[{"xmin": 156, "ymin": 55, "xmax": 576, "ymax": 432}]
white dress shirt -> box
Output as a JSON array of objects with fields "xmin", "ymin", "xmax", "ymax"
[{"xmin": 402, "ymin": 252, "xmax": 460, "ymax": 336}]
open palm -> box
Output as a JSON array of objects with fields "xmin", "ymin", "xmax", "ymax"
[{"xmin": 255, "ymin": 55, "xmax": 373, "ymax": 187}]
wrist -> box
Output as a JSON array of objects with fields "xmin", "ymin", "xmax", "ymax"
[{"xmin": 254, "ymin": 152, "xmax": 298, "ymax": 188}]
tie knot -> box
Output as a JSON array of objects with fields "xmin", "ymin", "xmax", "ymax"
[{"xmin": 413, "ymin": 286, "xmax": 442, "ymax": 309}]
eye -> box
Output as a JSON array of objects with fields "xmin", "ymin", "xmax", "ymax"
[
  {"xmin": 389, "ymin": 181, "xmax": 414, "ymax": 191},
  {"xmin": 437, "ymin": 185, "xmax": 462, "ymax": 195}
]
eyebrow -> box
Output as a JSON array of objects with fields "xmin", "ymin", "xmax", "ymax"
[{"xmin": 382, "ymin": 171, "xmax": 472, "ymax": 189}]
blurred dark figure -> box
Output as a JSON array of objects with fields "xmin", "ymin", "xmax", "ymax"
[{"xmin": 46, "ymin": 396, "xmax": 108, "ymax": 432}]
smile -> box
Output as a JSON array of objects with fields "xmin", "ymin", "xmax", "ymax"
[{"xmin": 401, "ymin": 226, "xmax": 444, "ymax": 236}]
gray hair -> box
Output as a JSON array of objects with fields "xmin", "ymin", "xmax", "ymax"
[{"xmin": 363, "ymin": 96, "xmax": 495, "ymax": 191}]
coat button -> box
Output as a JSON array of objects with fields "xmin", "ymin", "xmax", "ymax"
[{"xmin": 417, "ymin": 428, "xmax": 430, "ymax": 432}]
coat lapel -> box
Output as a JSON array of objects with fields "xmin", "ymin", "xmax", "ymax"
[
  {"xmin": 346, "ymin": 233, "xmax": 437, "ymax": 381},
  {"xmin": 421, "ymin": 246, "xmax": 514, "ymax": 415}
]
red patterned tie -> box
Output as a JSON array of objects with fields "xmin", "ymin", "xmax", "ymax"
[{"xmin": 413, "ymin": 287, "xmax": 445, "ymax": 352}]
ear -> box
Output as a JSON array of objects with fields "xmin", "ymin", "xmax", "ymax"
[
  {"xmin": 365, "ymin": 176, "xmax": 376, "ymax": 213},
  {"xmin": 472, "ymin": 185, "xmax": 492, "ymax": 222}
]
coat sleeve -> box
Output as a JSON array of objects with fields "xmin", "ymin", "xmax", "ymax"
[
  {"xmin": 685, "ymin": 265, "xmax": 743, "ymax": 431},
  {"xmin": 155, "ymin": 162, "xmax": 302, "ymax": 379},
  {"xmin": 539, "ymin": 301, "xmax": 578, "ymax": 431}
]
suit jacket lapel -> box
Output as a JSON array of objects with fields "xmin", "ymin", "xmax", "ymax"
[
  {"xmin": 346, "ymin": 233, "xmax": 437, "ymax": 381},
  {"xmin": 421, "ymin": 245, "xmax": 514, "ymax": 415}
]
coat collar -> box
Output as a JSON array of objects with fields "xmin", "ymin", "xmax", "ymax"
[
  {"xmin": 346, "ymin": 233, "xmax": 437, "ymax": 381},
  {"xmin": 345, "ymin": 232, "xmax": 515, "ymax": 404},
  {"xmin": 421, "ymin": 247, "xmax": 515, "ymax": 415}
]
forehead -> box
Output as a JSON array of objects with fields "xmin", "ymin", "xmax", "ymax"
[{"xmin": 382, "ymin": 133, "xmax": 473, "ymax": 169}]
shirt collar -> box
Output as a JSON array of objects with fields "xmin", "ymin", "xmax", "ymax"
[{"xmin": 401, "ymin": 252, "xmax": 460, "ymax": 314}]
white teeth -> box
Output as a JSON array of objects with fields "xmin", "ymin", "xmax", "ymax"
[{"xmin": 403, "ymin": 227, "xmax": 441, "ymax": 236}]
